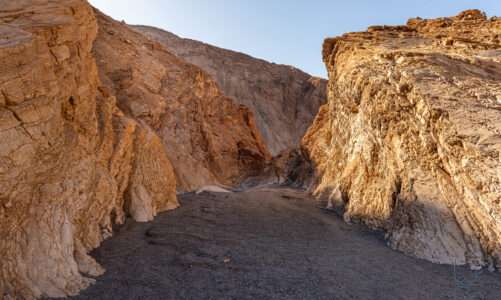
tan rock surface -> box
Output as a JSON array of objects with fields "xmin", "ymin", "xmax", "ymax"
[
  {"xmin": 0, "ymin": 1, "xmax": 273, "ymax": 297},
  {"xmin": 134, "ymin": 26, "xmax": 327, "ymax": 155},
  {"xmin": 303, "ymin": 10, "xmax": 501, "ymax": 269},
  {"xmin": 94, "ymin": 12, "xmax": 271, "ymax": 191},
  {"xmin": 0, "ymin": 1, "xmax": 179, "ymax": 298}
]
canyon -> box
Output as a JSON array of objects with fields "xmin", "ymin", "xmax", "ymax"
[{"xmin": 0, "ymin": 1, "xmax": 499, "ymax": 299}]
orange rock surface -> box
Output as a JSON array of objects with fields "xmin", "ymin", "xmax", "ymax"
[
  {"xmin": 0, "ymin": 1, "xmax": 269, "ymax": 298},
  {"xmin": 94, "ymin": 11, "xmax": 271, "ymax": 191}
]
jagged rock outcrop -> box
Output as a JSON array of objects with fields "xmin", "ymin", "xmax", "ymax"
[
  {"xmin": 0, "ymin": 1, "xmax": 179, "ymax": 298},
  {"xmin": 94, "ymin": 12, "xmax": 270, "ymax": 191},
  {"xmin": 134, "ymin": 26, "xmax": 327, "ymax": 155},
  {"xmin": 303, "ymin": 10, "xmax": 501, "ymax": 270}
]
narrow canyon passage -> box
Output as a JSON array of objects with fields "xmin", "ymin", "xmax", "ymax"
[{"xmin": 68, "ymin": 188, "xmax": 501, "ymax": 300}]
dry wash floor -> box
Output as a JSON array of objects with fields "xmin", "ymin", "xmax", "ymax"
[{"xmin": 68, "ymin": 187, "xmax": 501, "ymax": 300}]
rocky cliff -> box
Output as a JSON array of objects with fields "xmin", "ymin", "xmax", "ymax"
[
  {"xmin": 0, "ymin": 1, "xmax": 269, "ymax": 298},
  {"xmin": 303, "ymin": 10, "xmax": 501, "ymax": 270},
  {"xmin": 134, "ymin": 26, "xmax": 327, "ymax": 155},
  {"xmin": 0, "ymin": 1, "xmax": 179, "ymax": 298},
  {"xmin": 94, "ymin": 12, "xmax": 270, "ymax": 191}
]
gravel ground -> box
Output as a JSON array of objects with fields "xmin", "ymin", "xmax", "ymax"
[{"xmin": 67, "ymin": 187, "xmax": 501, "ymax": 300}]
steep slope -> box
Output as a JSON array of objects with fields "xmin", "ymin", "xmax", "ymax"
[
  {"xmin": 0, "ymin": 1, "xmax": 178, "ymax": 298},
  {"xmin": 94, "ymin": 12, "xmax": 271, "ymax": 191},
  {"xmin": 303, "ymin": 10, "xmax": 501, "ymax": 270},
  {"xmin": 134, "ymin": 25, "xmax": 327, "ymax": 155}
]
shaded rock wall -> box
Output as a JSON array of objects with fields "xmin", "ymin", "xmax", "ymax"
[
  {"xmin": 134, "ymin": 26, "xmax": 327, "ymax": 155},
  {"xmin": 94, "ymin": 12, "xmax": 271, "ymax": 191},
  {"xmin": 303, "ymin": 10, "xmax": 501, "ymax": 269}
]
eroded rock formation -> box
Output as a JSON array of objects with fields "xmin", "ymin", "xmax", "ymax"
[
  {"xmin": 0, "ymin": 0, "xmax": 270, "ymax": 298},
  {"xmin": 0, "ymin": 1, "xmax": 178, "ymax": 298},
  {"xmin": 134, "ymin": 26, "xmax": 327, "ymax": 155},
  {"xmin": 303, "ymin": 10, "xmax": 501, "ymax": 269},
  {"xmin": 94, "ymin": 11, "xmax": 271, "ymax": 191}
]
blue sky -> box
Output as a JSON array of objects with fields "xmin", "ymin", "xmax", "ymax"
[{"xmin": 89, "ymin": 0, "xmax": 501, "ymax": 78}]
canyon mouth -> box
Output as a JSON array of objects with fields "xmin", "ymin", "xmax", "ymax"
[{"xmin": 0, "ymin": 1, "xmax": 500, "ymax": 299}]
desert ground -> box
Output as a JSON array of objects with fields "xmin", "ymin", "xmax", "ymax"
[{"xmin": 68, "ymin": 187, "xmax": 501, "ymax": 300}]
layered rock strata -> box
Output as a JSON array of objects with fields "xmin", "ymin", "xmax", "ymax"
[{"xmin": 303, "ymin": 10, "xmax": 501, "ymax": 269}]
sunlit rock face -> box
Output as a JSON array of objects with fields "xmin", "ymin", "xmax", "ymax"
[
  {"xmin": 0, "ymin": 1, "xmax": 178, "ymax": 298},
  {"xmin": 94, "ymin": 11, "xmax": 271, "ymax": 192},
  {"xmin": 133, "ymin": 25, "xmax": 327, "ymax": 156},
  {"xmin": 303, "ymin": 10, "xmax": 501, "ymax": 270},
  {"xmin": 0, "ymin": 1, "xmax": 271, "ymax": 298}
]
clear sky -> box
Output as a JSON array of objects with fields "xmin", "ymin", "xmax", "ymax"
[{"xmin": 89, "ymin": 0, "xmax": 501, "ymax": 78}]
